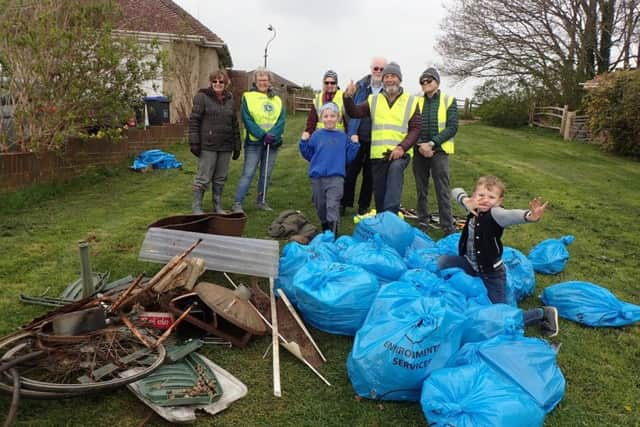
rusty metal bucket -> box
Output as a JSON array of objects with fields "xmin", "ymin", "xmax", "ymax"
[{"xmin": 148, "ymin": 212, "xmax": 247, "ymax": 237}]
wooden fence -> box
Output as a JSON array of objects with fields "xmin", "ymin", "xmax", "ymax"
[
  {"xmin": 292, "ymin": 94, "xmax": 314, "ymax": 113},
  {"xmin": 293, "ymin": 94, "xmax": 480, "ymax": 118},
  {"xmin": 456, "ymin": 98, "xmax": 479, "ymax": 118},
  {"xmin": 529, "ymin": 105, "xmax": 591, "ymax": 141}
]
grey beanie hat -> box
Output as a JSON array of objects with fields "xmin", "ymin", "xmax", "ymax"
[
  {"xmin": 420, "ymin": 67, "xmax": 440, "ymax": 84},
  {"xmin": 382, "ymin": 62, "xmax": 402, "ymax": 81},
  {"xmin": 323, "ymin": 70, "xmax": 338, "ymax": 84}
]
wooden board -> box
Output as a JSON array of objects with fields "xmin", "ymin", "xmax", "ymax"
[{"xmin": 250, "ymin": 283, "xmax": 324, "ymax": 369}]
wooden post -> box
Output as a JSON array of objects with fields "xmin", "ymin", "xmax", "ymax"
[
  {"xmin": 560, "ymin": 104, "xmax": 569, "ymax": 135},
  {"xmin": 464, "ymin": 98, "xmax": 470, "ymax": 117},
  {"xmin": 564, "ymin": 111, "xmax": 576, "ymax": 141},
  {"xmin": 529, "ymin": 102, "xmax": 535, "ymax": 126}
]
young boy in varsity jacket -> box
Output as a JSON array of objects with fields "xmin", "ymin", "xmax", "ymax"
[{"xmin": 437, "ymin": 175, "xmax": 559, "ymax": 337}]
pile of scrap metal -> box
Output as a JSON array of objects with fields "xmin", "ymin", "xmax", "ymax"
[
  {"xmin": 2, "ymin": 228, "xmax": 330, "ymax": 425},
  {"xmin": 0, "ymin": 240, "xmax": 250, "ymax": 425}
]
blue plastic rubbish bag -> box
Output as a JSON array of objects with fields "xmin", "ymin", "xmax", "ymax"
[
  {"xmin": 421, "ymin": 362, "xmax": 545, "ymax": 427},
  {"xmin": 347, "ymin": 297, "xmax": 468, "ymax": 401},
  {"xmin": 503, "ymin": 247, "xmax": 536, "ymax": 302},
  {"xmin": 404, "ymin": 246, "xmax": 442, "ymax": 274},
  {"xmin": 370, "ymin": 276, "xmax": 468, "ymax": 317},
  {"xmin": 406, "ymin": 227, "xmax": 436, "ymax": 253},
  {"xmin": 308, "ymin": 230, "xmax": 340, "ymax": 257},
  {"xmin": 341, "ymin": 234, "xmax": 407, "ymax": 283},
  {"xmin": 447, "ymin": 334, "xmax": 565, "ymax": 413},
  {"xmin": 439, "ymin": 267, "xmax": 492, "ymax": 306},
  {"xmin": 292, "ymin": 261, "xmax": 379, "ymax": 335},
  {"xmin": 435, "ymin": 232, "xmax": 461, "ymax": 255},
  {"xmin": 540, "ymin": 281, "xmax": 640, "ymax": 327},
  {"xmin": 132, "ymin": 149, "xmax": 182, "ymax": 170},
  {"xmin": 352, "ymin": 211, "xmax": 415, "ymax": 255},
  {"xmin": 461, "ymin": 304, "xmax": 524, "ymax": 344},
  {"xmin": 275, "ymin": 241, "xmax": 338, "ymax": 305},
  {"xmin": 334, "ymin": 235, "xmax": 356, "ymax": 252},
  {"xmin": 528, "ymin": 235, "xmax": 575, "ymax": 274}
]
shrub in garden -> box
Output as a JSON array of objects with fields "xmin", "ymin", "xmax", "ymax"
[{"xmin": 584, "ymin": 70, "xmax": 640, "ymax": 157}]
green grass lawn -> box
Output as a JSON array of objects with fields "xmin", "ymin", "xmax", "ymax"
[{"xmin": 1, "ymin": 114, "xmax": 639, "ymax": 426}]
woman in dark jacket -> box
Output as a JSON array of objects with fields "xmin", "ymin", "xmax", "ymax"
[{"xmin": 189, "ymin": 70, "xmax": 241, "ymax": 214}]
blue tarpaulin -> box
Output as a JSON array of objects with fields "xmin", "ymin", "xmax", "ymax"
[{"xmin": 132, "ymin": 149, "xmax": 182, "ymax": 171}]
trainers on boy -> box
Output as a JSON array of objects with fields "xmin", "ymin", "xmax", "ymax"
[{"xmin": 541, "ymin": 306, "xmax": 559, "ymax": 338}]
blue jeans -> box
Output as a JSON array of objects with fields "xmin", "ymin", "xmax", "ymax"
[
  {"xmin": 370, "ymin": 155, "xmax": 410, "ymax": 213},
  {"xmin": 437, "ymin": 255, "xmax": 544, "ymax": 325},
  {"xmin": 234, "ymin": 143, "xmax": 279, "ymax": 204}
]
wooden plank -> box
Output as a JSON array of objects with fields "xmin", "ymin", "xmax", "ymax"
[{"xmin": 270, "ymin": 277, "xmax": 281, "ymax": 397}]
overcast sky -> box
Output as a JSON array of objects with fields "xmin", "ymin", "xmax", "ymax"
[{"xmin": 174, "ymin": 0, "xmax": 479, "ymax": 99}]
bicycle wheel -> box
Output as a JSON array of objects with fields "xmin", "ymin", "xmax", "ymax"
[{"xmin": 0, "ymin": 327, "xmax": 166, "ymax": 394}]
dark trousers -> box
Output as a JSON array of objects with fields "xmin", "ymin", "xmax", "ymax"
[
  {"xmin": 437, "ymin": 255, "xmax": 544, "ymax": 326},
  {"xmin": 342, "ymin": 140, "xmax": 372, "ymax": 211},
  {"xmin": 370, "ymin": 155, "xmax": 410, "ymax": 214},
  {"xmin": 412, "ymin": 151, "xmax": 455, "ymax": 233},
  {"xmin": 311, "ymin": 176, "xmax": 344, "ymax": 224}
]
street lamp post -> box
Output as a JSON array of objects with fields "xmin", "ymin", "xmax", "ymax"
[{"xmin": 263, "ymin": 24, "xmax": 276, "ymax": 68}]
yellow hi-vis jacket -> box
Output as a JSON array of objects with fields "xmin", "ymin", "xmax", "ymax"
[
  {"xmin": 368, "ymin": 91, "xmax": 419, "ymax": 159},
  {"xmin": 417, "ymin": 91, "xmax": 455, "ymax": 154},
  {"xmin": 242, "ymin": 91, "xmax": 283, "ymax": 141},
  {"xmin": 313, "ymin": 90, "xmax": 345, "ymax": 130}
]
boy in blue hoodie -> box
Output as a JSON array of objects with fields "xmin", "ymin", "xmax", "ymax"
[{"xmin": 300, "ymin": 102, "xmax": 360, "ymax": 235}]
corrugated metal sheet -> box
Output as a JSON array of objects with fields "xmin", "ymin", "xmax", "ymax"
[{"xmin": 139, "ymin": 228, "xmax": 279, "ymax": 278}]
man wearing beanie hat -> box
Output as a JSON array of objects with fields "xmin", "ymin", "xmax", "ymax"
[
  {"xmin": 413, "ymin": 66, "xmax": 458, "ymax": 235},
  {"xmin": 343, "ymin": 61, "xmax": 421, "ymax": 214},
  {"xmin": 381, "ymin": 62, "xmax": 402, "ymax": 82},
  {"xmin": 303, "ymin": 69, "xmax": 348, "ymax": 138},
  {"xmin": 341, "ymin": 56, "xmax": 387, "ymax": 216}
]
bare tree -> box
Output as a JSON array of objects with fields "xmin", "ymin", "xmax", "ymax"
[
  {"xmin": 163, "ymin": 38, "xmax": 199, "ymax": 124},
  {"xmin": 438, "ymin": 0, "xmax": 640, "ymax": 107}
]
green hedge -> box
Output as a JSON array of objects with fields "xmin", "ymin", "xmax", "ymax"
[
  {"xmin": 473, "ymin": 79, "xmax": 530, "ymax": 128},
  {"xmin": 584, "ymin": 70, "xmax": 640, "ymax": 157}
]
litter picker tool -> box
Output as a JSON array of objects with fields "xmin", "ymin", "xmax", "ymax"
[{"xmin": 262, "ymin": 144, "xmax": 270, "ymax": 205}]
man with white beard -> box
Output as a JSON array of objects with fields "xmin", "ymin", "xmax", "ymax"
[
  {"xmin": 340, "ymin": 56, "xmax": 387, "ymax": 217},
  {"xmin": 343, "ymin": 62, "xmax": 421, "ymax": 214}
]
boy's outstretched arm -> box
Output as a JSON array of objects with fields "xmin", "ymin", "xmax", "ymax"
[{"xmin": 527, "ymin": 197, "xmax": 549, "ymax": 222}]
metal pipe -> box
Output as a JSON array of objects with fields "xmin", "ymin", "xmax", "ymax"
[{"xmin": 78, "ymin": 241, "xmax": 93, "ymax": 298}]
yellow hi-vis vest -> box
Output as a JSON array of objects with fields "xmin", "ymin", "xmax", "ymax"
[
  {"xmin": 369, "ymin": 91, "xmax": 419, "ymax": 159},
  {"xmin": 417, "ymin": 91, "xmax": 455, "ymax": 154},
  {"xmin": 242, "ymin": 91, "xmax": 283, "ymax": 141},
  {"xmin": 313, "ymin": 90, "xmax": 345, "ymax": 131}
]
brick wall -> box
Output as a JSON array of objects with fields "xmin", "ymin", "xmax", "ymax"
[{"xmin": 0, "ymin": 124, "xmax": 186, "ymax": 193}]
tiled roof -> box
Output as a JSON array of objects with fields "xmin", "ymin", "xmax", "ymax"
[
  {"xmin": 116, "ymin": 0, "xmax": 223, "ymax": 44},
  {"xmin": 246, "ymin": 70, "xmax": 302, "ymax": 90}
]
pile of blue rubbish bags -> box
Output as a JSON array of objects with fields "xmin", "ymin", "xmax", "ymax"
[{"xmin": 275, "ymin": 212, "xmax": 640, "ymax": 426}]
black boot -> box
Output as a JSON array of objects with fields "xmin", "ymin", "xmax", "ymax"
[
  {"xmin": 329, "ymin": 221, "xmax": 339, "ymax": 237},
  {"xmin": 321, "ymin": 222, "xmax": 330, "ymax": 232}
]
